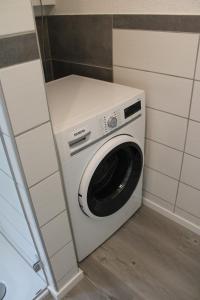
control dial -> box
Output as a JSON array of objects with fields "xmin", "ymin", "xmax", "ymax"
[{"xmin": 107, "ymin": 116, "xmax": 118, "ymax": 128}]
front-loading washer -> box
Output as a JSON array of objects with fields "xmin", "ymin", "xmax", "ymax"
[{"xmin": 47, "ymin": 75, "xmax": 145, "ymax": 261}]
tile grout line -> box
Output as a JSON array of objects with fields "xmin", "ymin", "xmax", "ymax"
[
  {"xmin": 113, "ymin": 64, "xmax": 195, "ymax": 81},
  {"xmin": 143, "ymin": 188, "xmax": 200, "ymax": 221},
  {"xmin": 145, "ymin": 137, "xmax": 183, "ymax": 153},
  {"xmin": 40, "ymin": 209, "xmax": 67, "ymax": 229},
  {"xmin": 28, "ymin": 169, "xmax": 59, "ymax": 190},
  {"xmin": 144, "ymin": 165, "xmax": 179, "ymax": 181},
  {"xmin": 52, "ymin": 58, "xmax": 113, "ymax": 70},
  {"xmin": 173, "ymin": 33, "xmax": 200, "ymax": 213},
  {"xmin": 14, "ymin": 120, "xmax": 50, "ymax": 138},
  {"xmin": 146, "ymin": 105, "xmax": 189, "ymax": 120}
]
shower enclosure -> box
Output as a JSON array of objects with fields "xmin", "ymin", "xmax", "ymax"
[{"xmin": 0, "ymin": 101, "xmax": 47, "ymax": 299}]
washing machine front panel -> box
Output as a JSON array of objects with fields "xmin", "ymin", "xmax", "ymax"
[{"xmin": 79, "ymin": 135, "xmax": 143, "ymax": 218}]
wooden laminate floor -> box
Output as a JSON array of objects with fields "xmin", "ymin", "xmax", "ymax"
[{"xmin": 65, "ymin": 206, "xmax": 200, "ymax": 300}]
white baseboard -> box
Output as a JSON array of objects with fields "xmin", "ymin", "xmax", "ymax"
[
  {"xmin": 49, "ymin": 269, "xmax": 84, "ymax": 300},
  {"xmin": 143, "ymin": 197, "xmax": 200, "ymax": 236}
]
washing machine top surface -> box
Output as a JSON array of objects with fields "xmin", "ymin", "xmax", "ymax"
[{"xmin": 46, "ymin": 75, "xmax": 144, "ymax": 133}]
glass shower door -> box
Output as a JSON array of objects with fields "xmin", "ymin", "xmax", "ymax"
[{"xmin": 0, "ymin": 132, "xmax": 47, "ymax": 299}]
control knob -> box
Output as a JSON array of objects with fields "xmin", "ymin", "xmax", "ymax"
[{"xmin": 107, "ymin": 116, "xmax": 118, "ymax": 128}]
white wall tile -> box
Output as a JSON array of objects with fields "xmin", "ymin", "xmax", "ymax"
[
  {"xmin": 190, "ymin": 81, "xmax": 200, "ymax": 122},
  {"xmin": 0, "ymin": 85, "xmax": 12, "ymax": 136},
  {"xmin": 195, "ymin": 48, "xmax": 200, "ymax": 80},
  {"xmin": 50, "ymin": 0, "xmax": 200, "ymax": 15},
  {"xmin": 0, "ymin": 61, "xmax": 49, "ymax": 135},
  {"xmin": 145, "ymin": 139, "xmax": 183, "ymax": 179},
  {"xmin": 113, "ymin": 29, "xmax": 198, "ymax": 78},
  {"xmin": 0, "ymin": 0, "xmax": 34, "ymax": 36},
  {"xmin": 51, "ymin": 0, "xmax": 114, "ymax": 14},
  {"xmin": 175, "ymin": 207, "xmax": 200, "ymax": 227},
  {"xmin": 146, "ymin": 108, "xmax": 187, "ymax": 151},
  {"xmin": 181, "ymin": 154, "xmax": 200, "ymax": 190},
  {"xmin": 114, "ymin": 66, "xmax": 192, "ymax": 117},
  {"xmin": 56, "ymin": 267, "xmax": 79, "ymax": 289},
  {"xmin": 143, "ymin": 167, "xmax": 178, "ymax": 204},
  {"xmin": 185, "ymin": 121, "xmax": 200, "ymax": 158},
  {"xmin": 177, "ymin": 183, "xmax": 200, "ymax": 218},
  {"xmin": 114, "ymin": 0, "xmax": 200, "ymax": 14},
  {"xmin": 50, "ymin": 242, "xmax": 78, "ymax": 282},
  {"xmin": 41, "ymin": 211, "xmax": 72, "ymax": 258},
  {"xmin": 30, "ymin": 172, "xmax": 66, "ymax": 227},
  {"xmin": 143, "ymin": 190, "xmax": 173, "ymax": 211},
  {"xmin": 16, "ymin": 122, "xmax": 58, "ymax": 187}
]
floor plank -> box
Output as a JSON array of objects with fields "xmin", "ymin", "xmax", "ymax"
[
  {"xmin": 67, "ymin": 206, "xmax": 200, "ymax": 300},
  {"xmin": 64, "ymin": 278, "xmax": 110, "ymax": 300}
]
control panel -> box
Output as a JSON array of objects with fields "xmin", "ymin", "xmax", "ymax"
[
  {"xmin": 103, "ymin": 111, "xmax": 121, "ymax": 134},
  {"xmin": 102, "ymin": 100, "xmax": 141, "ymax": 135},
  {"xmin": 67, "ymin": 98, "xmax": 142, "ymax": 155}
]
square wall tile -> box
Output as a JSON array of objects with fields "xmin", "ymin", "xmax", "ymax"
[
  {"xmin": 113, "ymin": 29, "xmax": 198, "ymax": 78},
  {"xmin": 0, "ymin": 60, "xmax": 49, "ymax": 135},
  {"xmin": 145, "ymin": 139, "xmax": 183, "ymax": 179},
  {"xmin": 190, "ymin": 81, "xmax": 200, "ymax": 122},
  {"xmin": 114, "ymin": 66, "xmax": 192, "ymax": 118},
  {"xmin": 30, "ymin": 172, "xmax": 66, "ymax": 227},
  {"xmin": 146, "ymin": 108, "xmax": 187, "ymax": 151},
  {"xmin": 143, "ymin": 167, "xmax": 178, "ymax": 204},
  {"xmin": 16, "ymin": 122, "xmax": 58, "ymax": 187},
  {"xmin": 143, "ymin": 190, "xmax": 173, "ymax": 212},
  {"xmin": 0, "ymin": 85, "xmax": 12, "ymax": 136},
  {"xmin": 181, "ymin": 154, "xmax": 200, "ymax": 190},
  {"xmin": 0, "ymin": 0, "xmax": 34, "ymax": 36},
  {"xmin": 185, "ymin": 120, "xmax": 200, "ymax": 158},
  {"xmin": 41, "ymin": 211, "xmax": 72, "ymax": 258},
  {"xmin": 50, "ymin": 242, "xmax": 78, "ymax": 283},
  {"xmin": 177, "ymin": 183, "xmax": 200, "ymax": 218},
  {"xmin": 195, "ymin": 48, "xmax": 200, "ymax": 80}
]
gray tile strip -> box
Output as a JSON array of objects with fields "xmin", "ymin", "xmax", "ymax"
[
  {"xmin": 113, "ymin": 15, "xmax": 200, "ymax": 33},
  {"xmin": 0, "ymin": 33, "xmax": 39, "ymax": 69},
  {"xmin": 52, "ymin": 59, "xmax": 113, "ymax": 82}
]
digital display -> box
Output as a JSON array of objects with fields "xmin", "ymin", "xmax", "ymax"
[{"xmin": 124, "ymin": 101, "xmax": 141, "ymax": 119}]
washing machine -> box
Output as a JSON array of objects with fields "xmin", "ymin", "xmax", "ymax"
[{"xmin": 47, "ymin": 75, "xmax": 145, "ymax": 261}]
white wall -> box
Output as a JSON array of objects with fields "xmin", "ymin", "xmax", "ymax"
[
  {"xmin": 50, "ymin": 0, "xmax": 200, "ymax": 15},
  {"xmin": 113, "ymin": 28, "xmax": 200, "ymax": 233}
]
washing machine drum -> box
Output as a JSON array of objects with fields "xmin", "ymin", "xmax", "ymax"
[{"xmin": 79, "ymin": 135, "xmax": 143, "ymax": 218}]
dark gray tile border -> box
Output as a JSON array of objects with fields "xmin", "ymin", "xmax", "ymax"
[
  {"xmin": 0, "ymin": 33, "xmax": 39, "ymax": 69},
  {"xmin": 42, "ymin": 59, "xmax": 54, "ymax": 82},
  {"xmin": 113, "ymin": 15, "xmax": 200, "ymax": 33},
  {"xmin": 35, "ymin": 16, "xmax": 52, "ymax": 61},
  {"xmin": 53, "ymin": 60, "xmax": 113, "ymax": 82},
  {"xmin": 48, "ymin": 15, "xmax": 113, "ymax": 67}
]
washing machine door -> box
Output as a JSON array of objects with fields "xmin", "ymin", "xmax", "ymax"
[{"xmin": 79, "ymin": 135, "xmax": 143, "ymax": 218}]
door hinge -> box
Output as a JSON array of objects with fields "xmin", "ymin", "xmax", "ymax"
[{"xmin": 33, "ymin": 260, "xmax": 43, "ymax": 273}]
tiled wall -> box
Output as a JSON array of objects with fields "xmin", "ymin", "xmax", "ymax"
[
  {"xmin": 112, "ymin": 18, "xmax": 200, "ymax": 231},
  {"xmin": 35, "ymin": 15, "xmax": 113, "ymax": 82},
  {"xmin": 41, "ymin": 10, "xmax": 200, "ymax": 233},
  {"xmin": 0, "ymin": 0, "xmax": 79, "ymax": 294},
  {"xmin": 35, "ymin": 16, "xmax": 54, "ymax": 82},
  {"xmin": 50, "ymin": 0, "xmax": 200, "ymax": 15}
]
